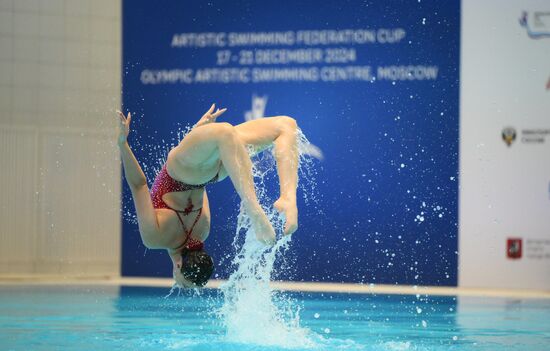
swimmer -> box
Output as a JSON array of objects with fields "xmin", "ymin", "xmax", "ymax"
[{"xmin": 116, "ymin": 104, "xmax": 299, "ymax": 288}]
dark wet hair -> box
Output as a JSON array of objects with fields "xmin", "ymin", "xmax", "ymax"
[{"xmin": 180, "ymin": 249, "xmax": 214, "ymax": 287}]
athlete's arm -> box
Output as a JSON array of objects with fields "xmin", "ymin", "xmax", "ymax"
[{"xmin": 116, "ymin": 110, "xmax": 164, "ymax": 248}]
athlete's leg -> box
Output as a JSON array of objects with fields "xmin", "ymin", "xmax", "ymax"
[
  {"xmin": 169, "ymin": 122, "xmax": 275, "ymax": 244},
  {"xmin": 234, "ymin": 116, "xmax": 299, "ymax": 235}
]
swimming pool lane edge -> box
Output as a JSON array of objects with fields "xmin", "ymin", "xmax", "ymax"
[{"xmin": 0, "ymin": 276, "xmax": 549, "ymax": 299}]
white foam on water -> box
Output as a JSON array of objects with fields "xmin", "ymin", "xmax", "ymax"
[{"xmin": 218, "ymin": 221, "xmax": 317, "ymax": 348}]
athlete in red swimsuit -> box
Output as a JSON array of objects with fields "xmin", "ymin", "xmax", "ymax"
[
  {"xmin": 117, "ymin": 104, "xmax": 300, "ymax": 288},
  {"xmin": 150, "ymin": 164, "xmax": 219, "ymax": 251}
]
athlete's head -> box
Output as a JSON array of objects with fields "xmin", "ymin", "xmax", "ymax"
[{"xmin": 174, "ymin": 249, "xmax": 214, "ymax": 288}]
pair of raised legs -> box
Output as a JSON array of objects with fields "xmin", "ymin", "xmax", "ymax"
[{"xmin": 168, "ymin": 115, "xmax": 299, "ymax": 243}]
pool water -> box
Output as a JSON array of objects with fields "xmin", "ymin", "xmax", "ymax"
[{"xmin": 0, "ymin": 285, "xmax": 549, "ymax": 351}]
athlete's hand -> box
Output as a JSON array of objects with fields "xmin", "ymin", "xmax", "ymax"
[
  {"xmin": 194, "ymin": 103, "xmax": 227, "ymax": 128},
  {"xmin": 116, "ymin": 110, "xmax": 131, "ymax": 146}
]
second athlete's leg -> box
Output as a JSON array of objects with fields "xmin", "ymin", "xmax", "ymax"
[{"xmin": 234, "ymin": 116, "xmax": 299, "ymax": 235}]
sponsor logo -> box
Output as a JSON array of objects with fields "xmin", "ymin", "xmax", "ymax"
[
  {"xmin": 519, "ymin": 11, "xmax": 550, "ymax": 39},
  {"xmin": 501, "ymin": 127, "xmax": 516, "ymax": 146},
  {"xmin": 507, "ymin": 238, "xmax": 522, "ymax": 259}
]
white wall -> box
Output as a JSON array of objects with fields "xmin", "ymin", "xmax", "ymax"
[
  {"xmin": 460, "ymin": 0, "xmax": 550, "ymax": 289},
  {"xmin": 0, "ymin": 0, "xmax": 121, "ymax": 276}
]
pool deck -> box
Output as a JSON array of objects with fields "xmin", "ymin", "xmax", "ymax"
[{"xmin": 1, "ymin": 275, "xmax": 549, "ymax": 299}]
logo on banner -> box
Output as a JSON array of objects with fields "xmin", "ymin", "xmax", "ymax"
[
  {"xmin": 244, "ymin": 94, "xmax": 269, "ymax": 122},
  {"xmin": 507, "ymin": 238, "xmax": 523, "ymax": 259},
  {"xmin": 519, "ymin": 11, "xmax": 550, "ymax": 39},
  {"xmin": 501, "ymin": 127, "xmax": 516, "ymax": 146}
]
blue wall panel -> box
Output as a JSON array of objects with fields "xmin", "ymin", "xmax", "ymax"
[{"xmin": 122, "ymin": 0, "xmax": 460, "ymax": 286}]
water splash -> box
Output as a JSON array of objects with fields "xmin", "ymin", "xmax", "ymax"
[
  {"xmin": 216, "ymin": 129, "xmax": 322, "ymax": 348},
  {"xmin": 296, "ymin": 129, "xmax": 322, "ymax": 209},
  {"xmin": 218, "ymin": 221, "xmax": 316, "ymax": 348}
]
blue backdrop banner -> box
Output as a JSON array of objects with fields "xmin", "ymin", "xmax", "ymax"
[{"xmin": 122, "ymin": 0, "xmax": 460, "ymax": 286}]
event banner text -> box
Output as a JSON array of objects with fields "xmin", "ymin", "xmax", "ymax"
[{"xmin": 140, "ymin": 29, "xmax": 439, "ymax": 84}]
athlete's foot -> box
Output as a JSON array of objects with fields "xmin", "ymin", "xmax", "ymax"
[
  {"xmin": 274, "ymin": 197, "xmax": 298, "ymax": 235},
  {"xmin": 250, "ymin": 211, "xmax": 276, "ymax": 245}
]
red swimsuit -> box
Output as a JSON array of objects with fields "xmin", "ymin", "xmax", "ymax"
[{"xmin": 150, "ymin": 164, "xmax": 219, "ymax": 251}]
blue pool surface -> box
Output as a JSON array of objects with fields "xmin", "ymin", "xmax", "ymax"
[{"xmin": 0, "ymin": 285, "xmax": 549, "ymax": 351}]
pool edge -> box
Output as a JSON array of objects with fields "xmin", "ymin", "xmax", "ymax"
[{"xmin": 0, "ymin": 275, "xmax": 549, "ymax": 299}]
